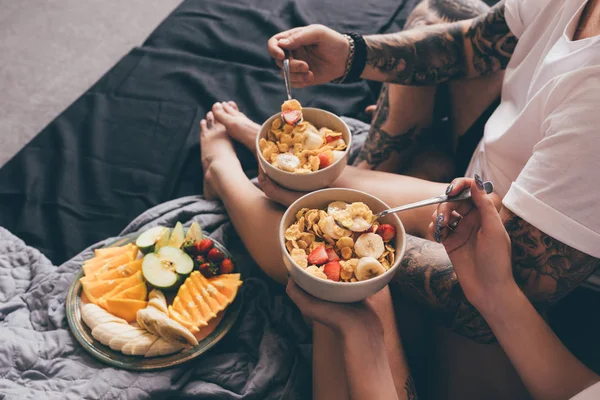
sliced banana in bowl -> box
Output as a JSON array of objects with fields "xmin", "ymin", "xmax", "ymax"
[
  {"xmin": 355, "ymin": 257, "xmax": 387, "ymax": 281},
  {"xmin": 354, "ymin": 233, "xmax": 385, "ymax": 259},
  {"xmin": 327, "ymin": 201, "xmax": 374, "ymax": 232}
]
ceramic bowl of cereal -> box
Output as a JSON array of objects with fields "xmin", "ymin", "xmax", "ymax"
[
  {"xmin": 257, "ymin": 100, "xmax": 351, "ymax": 192},
  {"xmin": 280, "ymin": 188, "xmax": 406, "ymax": 303}
]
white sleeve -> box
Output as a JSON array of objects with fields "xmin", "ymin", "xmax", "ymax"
[
  {"xmin": 570, "ymin": 381, "xmax": 600, "ymax": 400},
  {"xmin": 503, "ymin": 0, "xmax": 549, "ymax": 38},
  {"xmin": 502, "ymin": 72, "xmax": 600, "ymax": 258}
]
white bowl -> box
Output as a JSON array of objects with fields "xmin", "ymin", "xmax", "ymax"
[
  {"xmin": 256, "ymin": 108, "xmax": 351, "ymax": 192},
  {"xmin": 280, "ymin": 188, "xmax": 406, "ymax": 303}
]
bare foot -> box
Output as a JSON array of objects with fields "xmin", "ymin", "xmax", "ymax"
[
  {"xmin": 200, "ymin": 111, "xmax": 240, "ymax": 200},
  {"xmin": 211, "ymin": 101, "xmax": 261, "ymax": 151}
]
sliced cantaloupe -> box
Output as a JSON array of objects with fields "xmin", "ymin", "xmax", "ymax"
[
  {"xmin": 82, "ymin": 248, "xmax": 137, "ymax": 277},
  {"xmin": 209, "ymin": 274, "xmax": 243, "ymax": 299},
  {"xmin": 97, "ymin": 271, "xmax": 144, "ymax": 308},
  {"xmin": 113, "ymin": 282, "xmax": 148, "ymax": 301},
  {"xmin": 168, "ymin": 271, "xmax": 242, "ymax": 332},
  {"xmin": 80, "ymin": 259, "xmax": 143, "ymax": 284},
  {"xmin": 177, "ymin": 284, "xmax": 207, "ymax": 328},
  {"xmin": 187, "ymin": 278, "xmax": 217, "ymax": 322},
  {"xmin": 93, "ymin": 243, "xmax": 136, "ymax": 259},
  {"xmin": 191, "ymin": 272, "xmax": 228, "ymax": 314},
  {"xmin": 81, "ymin": 278, "xmax": 127, "ymax": 304},
  {"xmin": 105, "ymin": 298, "xmax": 147, "ymax": 322}
]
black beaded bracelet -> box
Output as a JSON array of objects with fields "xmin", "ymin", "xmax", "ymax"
[{"xmin": 341, "ymin": 32, "xmax": 367, "ymax": 84}]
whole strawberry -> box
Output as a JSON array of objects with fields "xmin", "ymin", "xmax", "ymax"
[
  {"xmin": 220, "ymin": 258, "xmax": 234, "ymax": 275},
  {"xmin": 194, "ymin": 238, "xmax": 214, "ymax": 254},
  {"xmin": 207, "ymin": 248, "xmax": 225, "ymax": 263},
  {"xmin": 199, "ymin": 261, "xmax": 219, "ymax": 278}
]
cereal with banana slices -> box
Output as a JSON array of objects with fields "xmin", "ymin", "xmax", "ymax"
[
  {"xmin": 260, "ymin": 100, "xmax": 347, "ymax": 174},
  {"xmin": 285, "ymin": 201, "xmax": 397, "ymax": 282}
]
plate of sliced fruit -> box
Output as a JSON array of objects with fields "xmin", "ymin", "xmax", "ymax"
[{"xmin": 66, "ymin": 221, "xmax": 243, "ymax": 370}]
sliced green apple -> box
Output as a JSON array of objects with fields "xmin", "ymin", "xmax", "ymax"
[
  {"xmin": 184, "ymin": 221, "xmax": 203, "ymax": 243},
  {"xmin": 135, "ymin": 226, "xmax": 170, "ymax": 255},
  {"xmin": 142, "ymin": 246, "xmax": 194, "ymax": 290},
  {"xmin": 154, "ymin": 228, "xmax": 171, "ymax": 253},
  {"xmin": 167, "ymin": 222, "xmax": 185, "ymax": 248}
]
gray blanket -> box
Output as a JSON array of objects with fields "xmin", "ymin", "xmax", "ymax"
[
  {"xmin": 0, "ymin": 197, "xmax": 316, "ymax": 400},
  {"xmin": 0, "ymin": 118, "xmax": 372, "ymax": 399}
]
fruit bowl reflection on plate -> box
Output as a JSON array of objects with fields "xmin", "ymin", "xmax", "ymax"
[
  {"xmin": 257, "ymin": 107, "xmax": 351, "ymax": 192},
  {"xmin": 280, "ymin": 188, "xmax": 406, "ymax": 303}
]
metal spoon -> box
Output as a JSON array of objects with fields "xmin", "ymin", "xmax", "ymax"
[
  {"xmin": 335, "ymin": 181, "xmax": 494, "ymax": 231},
  {"xmin": 281, "ymin": 53, "xmax": 303, "ymax": 125}
]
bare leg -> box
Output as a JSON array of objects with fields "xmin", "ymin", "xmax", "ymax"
[
  {"xmin": 200, "ymin": 110, "xmax": 287, "ymax": 284},
  {"xmin": 313, "ymin": 287, "xmax": 414, "ymax": 400}
]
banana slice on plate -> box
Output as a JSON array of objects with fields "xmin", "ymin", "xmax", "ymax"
[
  {"xmin": 145, "ymin": 338, "xmax": 185, "ymax": 358},
  {"xmin": 354, "ymin": 233, "xmax": 385, "ymax": 259},
  {"xmin": 109, "ymin": 327, "xmax": 148, "ymax": 352},
  {"xmin": 137, "ymin": 305, "xmax": 198, "ymax": 346},
  {"xmin": 91, "ymin": 322, "xmax": 138, "ymax": 346},
  {"xmin": 122, "ymin": 332, "xmax": 159, "ymax": 356},
  {"xmin": 355, "ymin": 257, "xmax": 386, "ymax": 281},
  {"xmin": 275, "ymin": 153, "xmax": 301, "ymax": 172},
  {"xmin": 147, "ymin": 289, "xmax": 169, "ymax": 314},
  {"xmin": 81, "ymin": 303, "xmax": 127, "ymax": 330}
]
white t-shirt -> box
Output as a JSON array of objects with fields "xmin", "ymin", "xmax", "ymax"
[
  {"xmin": 466, "ymin": 0, "xmax": 600, "ymax": 261},
  {"xmin": 571, "ymin": 381, "xmax": 600, "ymax": 399}
]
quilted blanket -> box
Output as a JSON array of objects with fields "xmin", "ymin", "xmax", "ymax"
[
  {"xmin": 0, "ymin": 118, "xmax": 374, "ymax": 399},
  {"xmin": 0, "ymin": 197, "xmax": 314, "ymax": 400}
]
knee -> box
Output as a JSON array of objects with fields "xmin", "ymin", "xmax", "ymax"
[
  {"xmin": 405, "ymin": 0, "xmax": 490, "ymax": 29},
  {"xmin": 405, "ymin": 1, "xmax": 440, "ymax": 29}
]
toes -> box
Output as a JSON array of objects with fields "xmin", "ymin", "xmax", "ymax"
[
  {"xmin": 200, "ymin": 119, "xmax": 207, "ymax": 132},
  {"xmin": 222, "ymin": 101, "xmax": 239, "ymax": 116},
  {"xmin": 212, "ymin": 102, "xmax": 227, "ymax": 119},
  {"xmin": 206, "ymin": 111, "xmax": 215, "ymax": 128},
  {"xmin": 228, "ymin": 101, "xmax": 239, "ymax": 111}
]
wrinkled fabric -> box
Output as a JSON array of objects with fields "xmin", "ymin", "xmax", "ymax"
[
  {"xmin": 0, "ymin": 199, "xmax": 313, "ymax": 400},
  {"xmin": 0, "ymin": 0, "xmax": 421, "ymax": 265},
  {"xmin": 0, "ymin": 118, "xmax": 370, "ymax": 400}
]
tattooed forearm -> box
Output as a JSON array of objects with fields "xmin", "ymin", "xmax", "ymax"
[
  {"xmin": 362, "ymin": 1, "xmax": 517, "ymax": 85},
  {"xmin": 503, "ymin": 210, "xmax": 600, "ymax": 306},
  {"xmin": 354, "ymin": 84, "xmax": 421, "ymax": 168},
  {"xmin": 393, "ymin": 210, "xmax": 600, "ymax": 344},
  {"xmin": 465, "ymin": 2, "xmax": 517, "ymax": 74},
  {"xmin": 365, "ymin": 25, "xmax": 467, "ymax": 85}
]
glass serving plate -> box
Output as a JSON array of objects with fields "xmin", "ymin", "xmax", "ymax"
[{"xmin": 66, "ymin": 230, "xmax": 243, "ymax": 371}]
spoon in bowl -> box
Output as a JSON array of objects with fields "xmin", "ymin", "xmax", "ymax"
[{"xmin": 334, "ymin": 181, "xmax": 495, "ymax": 231}]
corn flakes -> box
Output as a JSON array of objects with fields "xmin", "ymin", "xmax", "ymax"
[
  {"xmin": 261, "ymin": 100, "xmax": 347, "ymax": 174},
  {"xmin": 285, "ymin": 203, "xmax": 398, "ymax": 283}
]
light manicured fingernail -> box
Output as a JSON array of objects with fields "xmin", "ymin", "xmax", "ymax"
[{"xmin": 279, "ymin": 38, "xmax": 290, "ymax": 44}]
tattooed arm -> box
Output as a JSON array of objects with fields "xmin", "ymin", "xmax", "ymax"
[
  {"xmin": 393, "ymin": 208, "xmax": 600, "ymax": 344},
  {"xmin": 362, "ymin": 1, "xmax": 517, "ymax": 85}
]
